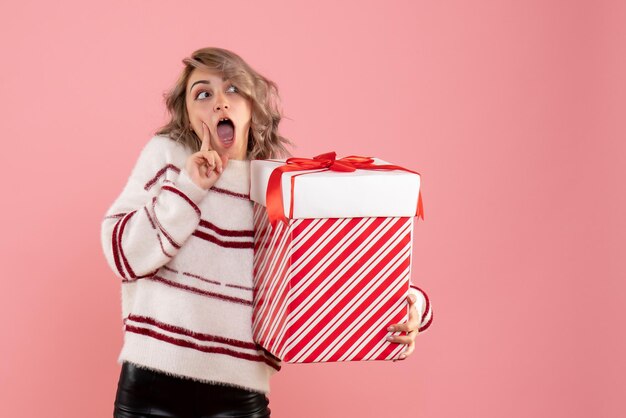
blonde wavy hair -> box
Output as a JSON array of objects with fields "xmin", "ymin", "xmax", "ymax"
[{"xmin": 155, "ymin": 47, "xmax": 294, "ymax": 160}]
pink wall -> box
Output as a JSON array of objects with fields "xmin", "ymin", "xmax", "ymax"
[{"xmin": 1, "ymin": 1, "xmax": 624, "ymax": 417}]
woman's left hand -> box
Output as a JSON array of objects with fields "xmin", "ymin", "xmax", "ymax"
[{"xmin": 386, "ymin": 293, "xmax": 421, "ymax": 362}]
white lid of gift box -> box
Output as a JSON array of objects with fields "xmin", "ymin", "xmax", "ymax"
[{"xmin": 250, "ymin": 157, "xmax": 421, "ymax": 219}]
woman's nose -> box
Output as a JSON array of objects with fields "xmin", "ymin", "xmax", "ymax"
[{"xmin": 214, "ymin": 93, "xmax": 229, "ymax": 112}]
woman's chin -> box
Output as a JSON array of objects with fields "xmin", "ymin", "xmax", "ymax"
[{"xmin": 219, "ymin": 139, "xmax": 234, "ymax": 148}]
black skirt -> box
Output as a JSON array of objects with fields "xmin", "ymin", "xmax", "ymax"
[{"xmin": 114, "ymin": 361, "xmax": 271, "ymax": 418}]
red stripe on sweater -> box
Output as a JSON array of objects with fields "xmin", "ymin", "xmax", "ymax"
[
  {"xmin": 151, "ymin": 196, "xmax": 182, "ymax": 249},
  {"xmin": 210, "ymin": 186, "xmax": 250, "ymax": 200},
  {"xmin": 162, "ymin": 185, "xmax": 201, "ymax": 217},
  {"xmin": 142, "ymin": 206, "xmax": 174, "ymax": 258},
  {"xmin": 118, "ymin": 211, "xmax": 139, "ymax": 279},
  {"xmin": 105, "ymin": 213, "xmax": 126, "ymax": 219},
  {"xmin": 419, "ymin": 310, "xmax": 433, "ymax": 332},
  {"xmin": 145, "ymin": 275, "xmax": 252, "ymax": 306},
  {"xmin": 261, "ymin": 356, "xmax": 281, "ymax": 370},
  {"xmin": 161, "ymin": 267, "xmax": 224, "ymax": 287},
  {"xmin": 124, "ymin": 324, "xmax": 280, "ymax": 371},
  {"xmin": 144, "ymin": 164, "xmax": 180, "ymax": 191},
  {"xmin": 192, "ymin": 230, "xmax": 254, "ymax": 249},
  {"xmin": 259, "ymin": 346, "xmax": 282, "ymax": 364},
  {"xmin": 113, "ymin": 211, "xmax": 160, "ymax": 281},
  {"xmin": 225, "ymin": 284, "xmax": 253, "ymax": 291},
  {"xmin": 156, "ymin": 233, "xmax": 174, "ymax": 258},
  {"xmin": 162, "ymin": 265, "xmax": 178, "ymax": 274},
  {"xmin": 182, "ymin": 271, "xmax": 221, "ymax": 286},
  {"xmin": 111, "ymin": 215, "xmax": 128, "ymax": 280},
  {"xmin": 260, "ymin": 352, "xmax": 281, "ymax": 370},
  {"xmin": 199, "ymin": 219, "xmax": 255, "ymax": 237},
  {"xmin": 162, "ymin": 268, "xmax": 251, "ymax": 292},
  {"xmin": 143, "ymin": 206, "xmax": 156, "ymax": 230},
  {"xmin": 127, "ymin": 314, "xmax": 257, "ymax": 349}
]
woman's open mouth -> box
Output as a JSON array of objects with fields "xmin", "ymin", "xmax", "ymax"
[{"xmin": 216, "ymin": 118, "xmax": 235, "ymax": 148}]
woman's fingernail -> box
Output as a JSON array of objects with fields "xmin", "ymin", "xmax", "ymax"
[
  {"xmin": 386, "ymin": 336, "xmax": 394, "ymax": 341},
  {"xmin": 399, "ymin": 354, "xmax": 406, "ymax": 359},
  {"xmin": 387, "ymin": 326, "xmax": 394, "ymax": 332}
]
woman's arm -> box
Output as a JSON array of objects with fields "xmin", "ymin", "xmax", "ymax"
[
  {"xmin": 386, "ymin": 281, "xmax": 434, "ymax": 361},
  {"xmin": 407, "ymin": 283, "xmax": 433, "ymax": 332},
  {"xmin": 100, "ymin": 136, "xmax": 209, "ymax": 281}
]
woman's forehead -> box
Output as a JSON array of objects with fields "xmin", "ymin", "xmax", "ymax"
[{"xmin": 189, "ymin": 68, "xmax": 225, "ymax": 83}]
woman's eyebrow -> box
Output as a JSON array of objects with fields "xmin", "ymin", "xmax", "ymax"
[{"xmin": 189, "ymin": 80, "xmax": 210, "ymax": 92}]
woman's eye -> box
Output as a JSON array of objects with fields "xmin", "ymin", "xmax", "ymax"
[
  {"xmin": 196, "ymin": 90, "xmax": 211, "ymax": 100},
  {"xmin": 196, "ymin": 86, "xmax": 237, "ymax": 100}
]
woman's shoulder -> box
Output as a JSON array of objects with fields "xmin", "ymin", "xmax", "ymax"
[
  {"xmin": 134, "ymin": 134, "xmax": 195, "ymax": 169},
  {"xmin": 128, "ymin": 134, "xmax": 193, "ymax": 178}
]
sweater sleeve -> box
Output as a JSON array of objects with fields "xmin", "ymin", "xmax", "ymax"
[
  {"xmin": 408, "ymin": 282, "xmax": 433, "ymax": 332},
  {"xmin": 100, "ymin": 136, "xmax": 209, "ymax": 281}
]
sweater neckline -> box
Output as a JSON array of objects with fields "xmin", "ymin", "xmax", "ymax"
[
  {"xmin": 213, "ymin": 158, "xmax": 250, "ymax": 194},
  {"xmin": 224, "ymin": 158, "xmax": 250, "ymax": 167},
  {"xmin": 222, "ymin": 158, "xmax": 250, "ymax": 174}
]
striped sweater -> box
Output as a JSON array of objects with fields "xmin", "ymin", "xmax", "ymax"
[{"xmin": 100, "ymin": 134, "xmax": 433, "ymax": 394}]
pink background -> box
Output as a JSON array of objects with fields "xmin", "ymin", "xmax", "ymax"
[{"xmin": 1, "ymin": 0, "xmax": 624, "ymax": 417}]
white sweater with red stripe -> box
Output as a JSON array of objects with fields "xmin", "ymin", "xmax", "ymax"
[{"xmin": 100, "ymin": 134, "xmax": 433, "ymax": 394}]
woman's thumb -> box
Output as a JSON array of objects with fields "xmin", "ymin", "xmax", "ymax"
[{"xmin": 221, "ymin": 154, "xmax": 229, "ymax": 168}]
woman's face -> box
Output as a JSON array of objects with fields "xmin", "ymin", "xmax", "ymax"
[{"xmin": 186, "ymin": 68, "xmax": 252, "ymax": 160}]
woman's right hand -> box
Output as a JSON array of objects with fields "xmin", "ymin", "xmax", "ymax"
[{"xmin": 184, "ymin": 121, "xmax": 229, "ymax": 190}]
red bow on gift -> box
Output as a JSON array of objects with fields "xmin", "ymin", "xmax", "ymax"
[{"xmin": 265, "ymin": 151, "xmax": 424, "ymax": 228}]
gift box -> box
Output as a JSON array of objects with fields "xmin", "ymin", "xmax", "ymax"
[{"xmin": 250, "ymin": 152, "xmax": 424, "ymax": 363}]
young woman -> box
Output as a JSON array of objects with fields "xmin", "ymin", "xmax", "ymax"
[{"xmin": 101, "ymin": 47, "xmax": 433, "ymax": 418}]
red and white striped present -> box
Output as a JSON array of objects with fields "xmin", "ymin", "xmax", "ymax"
[{"xmin": 250, "ymin": 152, "xmax": 424, "ymax": 363}]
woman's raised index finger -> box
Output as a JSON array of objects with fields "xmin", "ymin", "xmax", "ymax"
[{"xmin": 201, "ymin": 122, "xmax": 212, "ymax": 151}]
